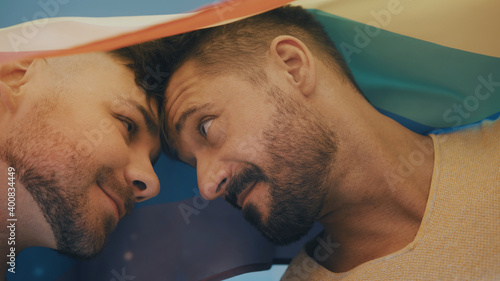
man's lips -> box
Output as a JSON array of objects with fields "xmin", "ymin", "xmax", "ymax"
[
  {"xmin": 236, "ymin": 181, "xmax": 258, "ymax": 208},
  {"xmin": 98, "ymin": 183, "xmax": 126, "ymax": 219}
]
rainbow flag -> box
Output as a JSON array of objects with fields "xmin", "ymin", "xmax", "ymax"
[{"xmin": 2, "ymin": 0, "xmax": 499, "ymax": 280}]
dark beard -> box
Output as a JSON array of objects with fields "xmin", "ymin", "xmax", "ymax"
[
  {"xmin": 225, "ymin": 86, "xmax": 337, "ymax": 245},
  {"xmin": 224, "ymin": 164, "xmax": 267, "ymax": 210}
]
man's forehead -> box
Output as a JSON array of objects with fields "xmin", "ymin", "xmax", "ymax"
[
  {"xmin": 165, "ymin": 62, "xmax": 203, "ymax": 118},
  {"xmin": 166, "ymin": 61, "xmax": 199, "ymax": 99},
  {"xmin": 164, "ymin": 81, "xmax": 201, "ymax": 157},
  {"xmin": 45, "ymin": 52, "xmax": 159, "ymax": 119},
  {"xmin": 43, "ymin": 52, "xmax": 135, "ymax": 91},
  {"xmin": 47, "ymin": 52, "xmax": 116, "ymax": 71}
]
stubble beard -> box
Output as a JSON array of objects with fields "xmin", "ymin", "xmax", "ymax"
[
  {"xmin": 0, "ymin": 98, "xmax": 132, "ymax": 259},
  {"xmin": 226, "ymin": 86, "xmax": 337, "ymax": 245}
]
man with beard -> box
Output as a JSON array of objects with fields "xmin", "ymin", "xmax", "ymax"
[
  {"xmin": 0, "ymin": 43, "xmax": 166, "ymax": 279},
  {"xmin": 162, "ymin": 6, "xmax": 500, "ymax": 280}
]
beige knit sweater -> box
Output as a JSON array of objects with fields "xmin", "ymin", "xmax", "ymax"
[{"xmin": 282, "ymin": 118, "xmax": 500, "ymax": 281}]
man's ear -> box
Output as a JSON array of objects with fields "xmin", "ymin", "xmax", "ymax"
[
  {"xmin": 269, "ymin": 35, "xmax": 316, "ymax": 97},
  {"xmin": 0, "ymin": 58, "xmax": 33, "ymax": 112}
]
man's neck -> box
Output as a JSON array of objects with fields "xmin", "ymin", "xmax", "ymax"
[{"xmin": 315, "ymin": 111, "xmax": 434, "ymax": 273}]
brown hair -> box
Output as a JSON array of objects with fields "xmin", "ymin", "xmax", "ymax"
[{"xmin": 161, "ymin": 5, "xmax": 360, "ymax": 89}]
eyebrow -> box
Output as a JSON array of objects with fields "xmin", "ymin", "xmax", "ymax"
[
  {"xmin": 174, "ymin": 103, "xmax": 214, "ymax": 134},
  {"xmin": 115, "ymin": 96, "xmax": 160, "ymax": 137}
]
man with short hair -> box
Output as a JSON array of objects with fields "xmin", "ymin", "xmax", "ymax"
[
  {"xmin": 162, "ymin": 6, "xmax": 500, "ymax": 280},
  {"xmin": 0, "ymin": 42, "xmax": 168, "ymax": 279}
]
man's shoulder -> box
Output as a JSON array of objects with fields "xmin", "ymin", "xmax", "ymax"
[
  {"xmin": 431, "ymin": 116, "xmax": 499, "ymax": 157},
  {"xmin": 429, "ymin": 116, "xmax": 499, "ymax": 190},
  {"xmin": 476, "ymin": 116, "xmax": 500, "ymax": 144},
  {"xmin": 434, "ymin": 116, "xmax": 499, "ymax": 140}
]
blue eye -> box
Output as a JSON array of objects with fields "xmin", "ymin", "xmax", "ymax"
[{"xmin": 199, "ymin": 118, "xmax": 214, "ymax": 137}]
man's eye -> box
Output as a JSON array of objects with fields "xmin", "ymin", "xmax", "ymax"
[
  {"xmin": 199, "ymin": 119, "xmax": 214, "ymax": 137},
  {"xmin": 119, "ymin": 117, "xmax": 137, "ymax": 135}
]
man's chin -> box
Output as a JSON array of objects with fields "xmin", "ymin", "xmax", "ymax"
[
  {"xmin": 260, "ymin": 227, "xmax": 311, "ymax": 247},
  {"xmin": 242, "ymin": 203, "xmax": 312, "ymax": 246},
  {"xmin": 55, "ymin": 233, "xmax": 110, "ymax": 261},
  {"xmin": 56, "ymin": 245, "xmax": 106, "ymax": 261},
  {"xmin": 53, "ymin": 215, "xmax": 116, "ymax": 261}
]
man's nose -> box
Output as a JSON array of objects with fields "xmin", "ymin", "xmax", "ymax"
[
  {"xmin": 124, "ymin": 152, "xmax": 160, "ymax": 202},
  {"xmin": 196, "ymin": 157, "xmax": 229, "ymax": 200}
]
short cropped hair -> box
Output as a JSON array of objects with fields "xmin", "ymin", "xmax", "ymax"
[
  {"xmin": 161, "ymin": 5, "xmax": 360, "ymax": 90},
  {"xmin": 109, "ymin": 41, "xmax": 169, "ymax": 105},
  {"xmin": 109, "ymin": 41, "xmax": 170, "ymax": 149}
]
